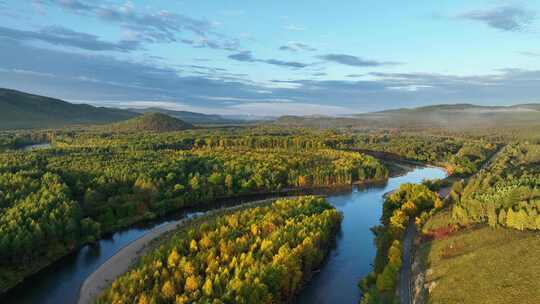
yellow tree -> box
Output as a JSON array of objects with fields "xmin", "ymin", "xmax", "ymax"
[
  {"xmin": 162, "ymin": 280, "xmax": 176, "ymax": 299},
  {"xmin": 168, "ymin": 248, "xmax": 180, "ymax": 267},
  {"xmin": 185, "ymin": 275, "xmax": 200, "ymax": 293}
]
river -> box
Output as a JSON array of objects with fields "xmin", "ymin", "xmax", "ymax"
[
  {"xmin": 0, "ymin": 166, "xmax": 446, "ymax": 304},
  {"xmin": 19, "ymin": 143, "xmax": 52, "ymax": 151}
]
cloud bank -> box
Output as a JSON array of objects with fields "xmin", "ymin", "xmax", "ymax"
[
  {"xmin": 40, "ymin": 0, "xmax": 239, "ymax": 50},
  {"xmin": 318, "ymin": 54, "xmax": 398, "ymax": 67},
  {"xmin": 2, "ymin": 37, "xmax": 540, "ymax": 115},
  {"xmin": 0, "ymin": 25, "xmax": 140, "ymax": 52},
  {"xmin": 228, "ymin": 51, "xmax": 310, "ymax": 68},
  {"xmin": 459, "ymin": 5, "xmax": 537, "ymax": 32}
]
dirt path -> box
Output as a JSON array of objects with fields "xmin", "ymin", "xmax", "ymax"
[
  {"xmin": 399, "ymin": 220, "xmax": 416, "ymax": 304},
  {"xmin": 77, "ymin": 197, "xmax": 289, "ymax": 304}
]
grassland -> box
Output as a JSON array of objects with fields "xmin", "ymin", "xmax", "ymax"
[{"xmin": 416, "ymin": 211, "xmax": 540, "ymax": 304}]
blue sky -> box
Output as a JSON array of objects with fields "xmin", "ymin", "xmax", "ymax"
[{"xmin": 1, "ymin": 0, "xmax": 540, "ymax": 116}]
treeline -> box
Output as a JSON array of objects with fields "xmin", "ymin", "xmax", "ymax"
[
  {"xmin": 360, "ymin": 184, "xmax": 442, "ymax": 304},
  {"xmin": 53, "ymin": 128, "xmax": 497, "ymax": 177},
  {"xmin": 0, "ymin": 126, "xmax": 496, "ymax": 294},
  {"xmin": 0, "ymin": 131, "xmax": 386, "ymax": 293},
  {"xmin": 96, "ymin": 196, "xmax": 342, "ymax": 304},
  {"xmin": 346, "ymin": 134, "xmax": 497, "ymax": 176},
  {"xmin": 452, "ymin": 143, "xmax": 540, "ymax": 230}
]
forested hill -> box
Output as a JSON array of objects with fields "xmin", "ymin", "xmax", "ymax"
[
  {"xmin": 108, "ymin": 112, "xmax": 195, "ymax": 132},
  {"xmin": 356, "ymin": 103, "xmax": 540, "ymax": 128},
  {"xmin": 128, "ymin": 107, "xmax": 236, "ymax": 125},
  {"xmin": 368, "ymin": 103, "xmax": 540, "ymax": 115},
  {"xmin": 0, "ymin": 88, "xmax": 137, "ymax": 129},
  {"xmin": 275, "ymin": 103, "xmax": 540, "ymax": 129}
]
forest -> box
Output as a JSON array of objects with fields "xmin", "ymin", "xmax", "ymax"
[
  {"xmin": 96, "ymin": 196, "xmax": 342, "ymax": 304},
  {"xmin": 49, "ymin": 127, "xmax": 498, "ymax": 176},
  {"xmin": 411, "ymin": 142, "xmax": 540, "ymax": 304},
  {"xmin": 452, "ymin": 143, "xmax": 540, "ymax": 229},
  {"xmin": 0, "ymin": 124, "xmax": 529, "ymax": 303},
  {"xmin": 0, "ymin": 127, "xmax": 387, "ymax": 294}
]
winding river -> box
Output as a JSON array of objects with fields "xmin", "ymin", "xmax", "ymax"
[{"xmin": 0, "ymin": 166, "xmax": 446, "ymax": 304}]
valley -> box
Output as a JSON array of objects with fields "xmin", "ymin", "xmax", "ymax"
[
  {"xmin": 0, "ymin": 89, "xmax": 539, "ymax": 304},
  {"xmin": 3, "ymin": 1, "xmax": 540, "ymax": 303}
]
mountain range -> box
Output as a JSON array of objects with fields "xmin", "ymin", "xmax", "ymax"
[
  {"xmin": 0, "ymin": 88, "xmax": 136, "ymax": 129},
  {"xmin": 0, "ymin": 89, "xmax": 237, "ymax": 129},
  {"xmin": 2, "ymin": 88, "xmax": 540, "ymax": 130}
]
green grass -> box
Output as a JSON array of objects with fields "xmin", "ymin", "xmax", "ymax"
[{"xmin": 418, "ymin": 222, "xmax": 540, "ymax": 304}]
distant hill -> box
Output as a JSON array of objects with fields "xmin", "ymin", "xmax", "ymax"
[
  {"xmin": 110, "ymin": 112, "xmax": 194, "ymax": 132},
  {"xmin": 515, "ymin": 104, "xmax": 540, "ymax": 111},
  {"xmin": 370, "ymin": 103, "xmax": 540, "ymax": 115},
  {"xmin": 356, "ymin": 103, "xmax": 540, "ymax": 128},
  {"xmin": 129, "ymin": 107, "xmax": 236, "ymax": 124},
  {"xmin": 275, "ymin": 103, "xmax": 540, "ymax": 129},
  {"xmin": 0, "ymin": 88, "xmax": 137, "ymax": 129}
]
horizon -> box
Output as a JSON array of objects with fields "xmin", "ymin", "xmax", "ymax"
[
  {"xmin": 5, "ymin": 86, "xmax": 540, "ymax": 118},
  {"xmin": 91, "ymin": 100, "xmax": 540, "ymax": 118},
  {"xmin": 1, "ymin": 1, "xmax": 540, "ymax": 115}
]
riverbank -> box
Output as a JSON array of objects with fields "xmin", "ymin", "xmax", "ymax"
[
  {"xmin": 297, "ymin": 167, "xmax": 447, "ymax": 304},
  {"xmin": 78, "ymin": 168, "xmax": 397, "ymax": 304},
  {"xmin": 1, "ymin": 165, "xmax": 446, "ymax": 304},
  {"xmin": 0, "ymin": 179, "xmax": 375, "ymax": 297},
  {"xmin": 79, "ymin": 178, "xmax": 394, "ymax": 304},
  {"xmin": 358, "ymin": 169, "xmax": 447, "ymax": 304},
  {"xmin": 77, "ymin": 196, "xmax": 304, "ymax": 304},
  {"xmin": 77, "ymin": 218, "xmax": 185, "ymax": 304},
  {"xmin": 80, "ymin": 196, "xmax": 340, "ymax": 304}
]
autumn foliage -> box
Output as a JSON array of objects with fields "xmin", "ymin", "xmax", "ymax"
[{"xmin": 96, "ymin": 196, "xmax": 342, "ymax": 304}]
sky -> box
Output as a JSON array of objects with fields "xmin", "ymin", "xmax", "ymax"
[{"xmin": 1, "ymin": 0, "xmax": 540, "ymax": 116}]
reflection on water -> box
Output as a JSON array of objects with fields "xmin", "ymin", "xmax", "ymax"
[
  {"xmin": 21, "ymin": 143, "xmax": 51, "ymax": 151},
  {"xmin": 296, "ymin": 167, "xmax": 446, "ymax": 304},
  {"xmin": 0, "ymin": 167, "xmax": 446, "ymax": 304}
]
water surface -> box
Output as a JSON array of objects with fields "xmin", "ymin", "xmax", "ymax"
[
  {"xmin": 296, "ymin": 167, "xmax": 446, "ymax": 303},
  {"xmin": 1, "ymin": 166, "xmax": 446, "ymax": 304},
  {"xmin": 21, "ymin": 143, "xmax": 51, "ymax": 151}
]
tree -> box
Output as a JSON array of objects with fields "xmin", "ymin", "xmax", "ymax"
[
  {"xmin": 515, "ymin": 209, "xmax": 528, "ymax": 231},
  {"xmin": 506, "ymin": 208, "xmax": 516, "ymax": 228},
  {"xmin": 168, "ymin": 249, "xmax": 180, "ymax": 267},
  {"xmin": 498, "ymin": 209, "xmax": 507, "ymax": 226},
  {"xmin": 185, "ymin": 275, "xmax": 200, "ymax": 293},
  {"xmin": 162, "ymin": 280, "xmax": 176, "ymax": 299},
  {"xmin": 202, "ymin": 278, "xmax": 214, "ymax": 297},
  {"xmin": 137, "ymin": 294, "xmax": 150, "ymax": 304},
  {"xmin": 376, "ymin": 264, "xmax": 398, "ymax": 292},
  {"xmin": 487, "ymin": 205, "xmax": 498, "ymax": 228},
  {"xmin": 225, "ymin": 174, "xmax": 234, "ymax": 194}
]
